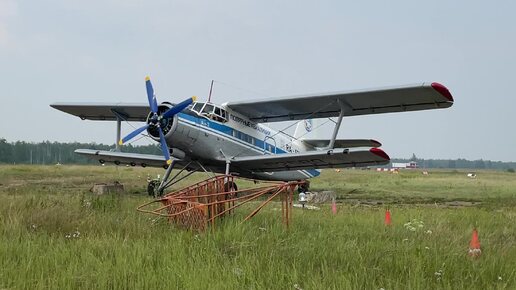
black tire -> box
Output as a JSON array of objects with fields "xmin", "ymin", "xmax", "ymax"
[
  {"xmin": 298, "ymin": 181, "xmax": 310, "ymax": 193},
  {"xmin": 147, "ymin": 180, "xmax": 162, "ymax": 197},
  {"xmin": 224, "ymin": 181, "xmax": 238, "ymax": 192}
]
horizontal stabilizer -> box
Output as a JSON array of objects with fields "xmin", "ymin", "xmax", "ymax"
[
  {"xmin": 302, "ymin": 139, "xmax": 381, "ymax": 148},
  {"xmin": 232, "ymin": 148, "xmax": 390, "ymax": 172}
]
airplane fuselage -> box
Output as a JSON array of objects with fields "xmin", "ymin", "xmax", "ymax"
[{"xmin": 157, "ymin": 102, "xmax": 320, "ymax": 181}]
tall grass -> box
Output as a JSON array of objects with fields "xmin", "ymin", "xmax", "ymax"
[{"xmin": 0, "ymin": 166, "xmax": 515, "ymax": 289}]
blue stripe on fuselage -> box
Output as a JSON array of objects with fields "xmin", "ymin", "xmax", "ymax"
[{"xmin": 178, "ymin": 112, "xmax": 320, "ymax": 178}]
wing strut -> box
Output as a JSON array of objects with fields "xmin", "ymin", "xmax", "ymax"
[
  {"xmin": 111, "ymin": 109, "xmax": 128, "ymax": 152},
  {"xmin": 328, "ymin": 100, "xmax": 347, "ymax": 149}
]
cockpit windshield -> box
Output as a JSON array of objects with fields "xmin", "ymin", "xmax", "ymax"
[{"xmin": 190, "ymin": 102, "xmax": 228, "ymax": 123}]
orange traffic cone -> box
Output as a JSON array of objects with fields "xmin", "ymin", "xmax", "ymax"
[
  {"xmin": 384, "ymin": 209, "xmax": 392, "ymax": 226},
  {"xmin": 468, "ymin": 228, "xmax": 481, "ymax": 257},
  {"xmin": 331, "ymin": 199, "xmax": 337, "ymax": 215}
]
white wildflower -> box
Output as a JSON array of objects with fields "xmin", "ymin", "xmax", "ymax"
[
  {"xmin": 498, "ymin": 276, "xmax": 502, "ymax": 281},
  {"xmin": 425, "ymin": 246, "xmax": 430, "ymax": 250},
  {"xmin": 434, "ymin": 269, "xmax": 444, "ymax": 281},
  {"xmin": 293, "ymin": 284, "xmax": 303, "ymax": 290},
  {"xmin": 425, "ymin": 230, "xmax": 432, "ymax": 234},
  {"xmin": 404, "ymin": 219, "xmax": 424, "ymax": 232}
]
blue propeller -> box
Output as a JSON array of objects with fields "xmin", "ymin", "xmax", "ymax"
[
  {"xmin": 145, "ymin": 76, "xmax": 158, "ymax": 113},
  {"xmin": 119, "ymin": 76, "xmax": 197, "ymax": 165}
]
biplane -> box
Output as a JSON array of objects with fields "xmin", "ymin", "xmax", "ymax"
[{"xmin": 51, "ymin": 77, "xmax": 453, "ymax": 194}]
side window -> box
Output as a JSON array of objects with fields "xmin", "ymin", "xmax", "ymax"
[
  {"xmin": 202, "ymin": 104, "xmax": 214, "ymax": 114},
  {"xmin": 208, "ymin": 106, "xmax": 228, "ymax": 123}
]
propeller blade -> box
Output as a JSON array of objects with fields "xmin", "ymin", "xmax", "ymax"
[
  {"xmin": 158, "ymin": 127, "xmax": 172, "ymax": 165},
  {"xmin": 162, "ymin": 96, "xmax": 197, "ymax": 119},
  {"xmin": 145, "ymin": 76, "xmax": 159, "ymax": 113},
  {"xmin": 119, "ymin": 124, "xmax": 149, "ymax": 145}
]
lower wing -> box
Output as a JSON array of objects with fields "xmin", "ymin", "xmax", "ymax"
[
  {"xmin": 232, "ymin": 148, "xmax": 390, "ymax": 172},
  {"xmin": 75, "ymin": 149, "xmax": 174, "ymax": 168}
]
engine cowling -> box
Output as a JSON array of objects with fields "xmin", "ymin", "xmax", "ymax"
[{"xmin": 146, "ymin": 102, "xmax": 179, "ymax": 141}]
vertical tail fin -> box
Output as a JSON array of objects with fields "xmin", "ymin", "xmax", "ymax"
[{"xmin": 294, "ymin": 119, "xmax": 326, "ymax": 140}]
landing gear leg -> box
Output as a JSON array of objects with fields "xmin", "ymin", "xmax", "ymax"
[
  {"xmin": 149, "ymin": 161, "xmax": 196, "ymax": 198},
  {"xmin": 152, "ymin": 160, "xmax": 176, "ymax": 197}
]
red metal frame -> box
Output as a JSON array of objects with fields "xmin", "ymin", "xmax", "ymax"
[{"xmin": 137, "ymin": 175, "xmax": 303, "ymax": 231}]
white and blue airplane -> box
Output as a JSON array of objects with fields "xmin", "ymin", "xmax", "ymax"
[{"xmin": 51, "ymin": 77, "xmax": 454, "ymax": 193}]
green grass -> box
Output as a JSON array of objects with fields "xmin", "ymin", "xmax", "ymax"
[{"xmin": 1, "ymin": 165, "xmax": 515, "ymax": 289}]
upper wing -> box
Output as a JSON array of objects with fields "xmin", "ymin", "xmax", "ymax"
[
  {"xmin": 50, "ymin": 102, "xmax": 150, "ymax": 121},
  {"xmin": 75, "ymin": 149, "xmax": 171, "ymax": 168},
  {"xmin": 226, "ymin": 82, "xmax": 453, "ymax": 122},
  {"xmin": 231, "ymin": 148, "xmax": 390, "ymax": 172},
  {"xmin": 301, "ymin": 139, "xmax": 381, "ymax": 148}
]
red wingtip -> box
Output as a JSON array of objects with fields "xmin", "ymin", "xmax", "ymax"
[
  {"xmin": 431, "ymin": 82, "xmax": 454, "ymax": 102},
  {"xmin": 370, "ymin": 148, "xmax": 390, "ymax": 160},
  {"xmin": 370, "ymin": 139, "xmax": 382, "ymax": 147}
]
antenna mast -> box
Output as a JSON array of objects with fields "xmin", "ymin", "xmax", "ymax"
[{"xmin": 208, "ymin": 80, "xmax": 214, "ymax": 103}]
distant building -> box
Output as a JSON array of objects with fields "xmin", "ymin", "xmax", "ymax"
[{"xmin": 391, "ymin": 161, "xmax": 418, "ymax": 169}]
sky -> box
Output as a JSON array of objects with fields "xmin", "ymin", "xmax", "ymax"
[{"xmin": 0, "ymin": 0, "xmax": 515, "ymax": 161}]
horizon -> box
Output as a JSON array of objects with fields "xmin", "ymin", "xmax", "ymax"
[{"xmin": 1, "ymin": 137, "xmax": 515, "ymax": 164}]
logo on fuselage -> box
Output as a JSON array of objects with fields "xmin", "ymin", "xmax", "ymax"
[{"xmin": 304, "ymin": 119, "xmax": 313, "ymax": 132}]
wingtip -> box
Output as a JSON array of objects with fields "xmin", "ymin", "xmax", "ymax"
[
  {"xmin": 118, "ymin": 140, "xmax": 123, "ymax": 146},
  {"xmin": 166, "ymin": 159, "xmax": 172, "ymax": 165},
  {"xmin": 145, "ymin": 76, "xmax": 151, "ymax": 81},
  {"xmin": 192, "ymin": 96, "xmax": 197, "ymax": 102},
  {"xmin": 370, "ymin": 147, "xmax": 390, "ymax": 161},
  {"xmin": 431, "ymin": 82, "xmax": 454, "ymax": 102}
]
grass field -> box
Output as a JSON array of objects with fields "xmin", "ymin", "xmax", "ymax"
[{"xmin": 1, "ymin": 165, "xmax": 515, "ymax": 289}]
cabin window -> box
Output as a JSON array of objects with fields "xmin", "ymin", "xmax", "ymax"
[{"xmin": 202, "ymin": 104, "xmax": 214, "ymax": 115}]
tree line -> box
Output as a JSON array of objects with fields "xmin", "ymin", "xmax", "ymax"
[
  {"xmin": 0, "ymin": 138, "xmax": 161, "ymax": 165},
  {"xmin": 391, "ymin": 153, "xmax": 516, "ymax": 171},
  {"xmin": 1, "ymin": 138, "xmax": 515, "ymax": 170}
]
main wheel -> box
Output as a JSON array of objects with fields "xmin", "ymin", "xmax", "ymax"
[
  {"xmin": 224, "ymin": 181, "xmax": 238, "ymax": 193},
  {"xmin": 147, "ymin": 180, "xmax": 163, "ymax": 197},
  {"xmin": 297, "ymin": 180, "xmax": 310, "ymax": 193}
]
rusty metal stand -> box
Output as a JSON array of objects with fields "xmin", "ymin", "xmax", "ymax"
[{"xmin": 137, "ymin": 175, "xmax": 304, "ymax": 231}]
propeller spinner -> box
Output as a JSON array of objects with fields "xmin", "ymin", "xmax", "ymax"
[{"xmin": 119, "ymin": 76, "xmax": 196, "ymax": 165}]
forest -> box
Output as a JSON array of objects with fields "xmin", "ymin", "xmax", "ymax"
[{"xmin": 0, "ymin": 138, "xmax": 515, "ymax": 170}]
